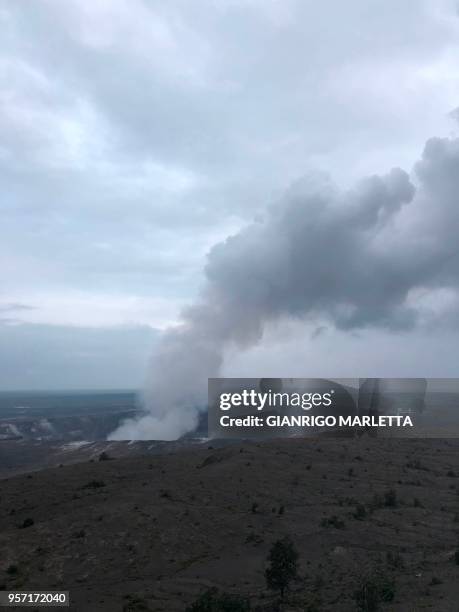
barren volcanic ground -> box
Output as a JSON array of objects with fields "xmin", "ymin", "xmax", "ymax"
[{"xmin": 1, "ymin": 438, "xmax": 459, "ymax": 611}]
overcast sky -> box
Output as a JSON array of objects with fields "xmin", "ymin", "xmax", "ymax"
[{"xmin": 1, "ymin": 0, "xmax": 459, "ymax": 390}]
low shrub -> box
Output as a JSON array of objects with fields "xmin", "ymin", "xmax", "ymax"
[
  {"xmin": 353, "ymin": 504, "xmax": 367, "ymax": 520},
  {"xmin": 186, "ymin": 588, "xmax": 250, "ymax": 611},
  {"xmin": 353, "ymin": 571, "xmax": 395, "ymax": 611},
  {"xmin": 320, "ymin": 515, "xmax": 345, "ymax": 529},
  {"xmin": 81, "ymin": 480, "xmax": 106, "ymax": 489}
]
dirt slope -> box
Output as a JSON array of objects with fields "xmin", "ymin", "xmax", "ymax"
[{"xmin": 1, "ymin": 438, "xmax": 458, "ymax": 611}]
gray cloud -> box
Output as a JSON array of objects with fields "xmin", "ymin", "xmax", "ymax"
[
  {"xmin": 2, "ymin": 1, "xmax": 459, "ymax": 312},
  {"xmin": 111, "ymin": 135, "xmax": 459, "ymax": 439},
  {"xmin": 1, "ymin": 1, "xmax": 459, "ymax": 397},
  {"xmin": 0, "ymin": 303, "xmax": 36, "ymax": 313}
]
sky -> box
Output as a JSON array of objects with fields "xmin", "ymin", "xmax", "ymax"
[{"xmin": 1, "ymin": 0, "xmax": 459, "ymax": 391}]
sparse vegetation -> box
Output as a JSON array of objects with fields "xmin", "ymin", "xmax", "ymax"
[
  {"xmin": 353, "ymin": 575, "xmax": 380, "ymax": 612},
  {"xmin": 320, "ymin": 515, "xmax": 345, "ymax": 529},
  {"xmin": 406, "ymin": 459, "xmax": 428, "ymax": 471},
  {"xmin": 199, "ymin": 454, "xmax": 223, "ymax": 469},
  {"xmin": 384, "ymin": 489, "xmax": 397, "ymax": 507},
  {"xmin": 313, "ymin": 574, "xmax": 324, "ymax": 591},
  {"xmin": 378, "ymin": 574, "xmax": 396, "ymax": 603},
  {"xmin": 386, "ymin": 550, "xmax": 404, "ymax": 570},
  {"xmin": 245, "ymin": 532, "xmax": 263, "ymax": 545},
  {"xmin": 353, "ymin": 571, "xmax": 395, "ymax": 611},
  {"xmin": 284, "ymin": 591, "xmax": 321, "ymax": 611},
  {"xmin": 371, "ymin": 488, "xmax": 397, "ymax": 510},
  {"xmin": 81, "ymin": 479, "xmax": 106, "ymax": 489},
  {"xmin": 265, "ymin": 536, "xmax": 299, "ymax": 599},
  {"xmin": 122, "ymin": 594, "xmax": 151, "ymax": 611},
  {"xmin": 353, "ymin": 504, "xmax": 367, "ymax": 520},
  {"xmin": 1, "ymin": 437, "xmax": 458, "ymax": 609},
  {"xmin": 98, "ymin": 451, "xmax": 112, "ymax": 461},
  {"xmin": 186, "ymin": 588, "xmax": 250, "ymax": 611}
]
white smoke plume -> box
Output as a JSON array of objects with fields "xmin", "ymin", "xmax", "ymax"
[{"xmin": 109, "ymin": 135, "xmax": 459, "ymax": 440}]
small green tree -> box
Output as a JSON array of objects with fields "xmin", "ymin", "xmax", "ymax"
[{"xmin": 265, "ymin": 536, "xmax": 299, "ymax": 599}]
